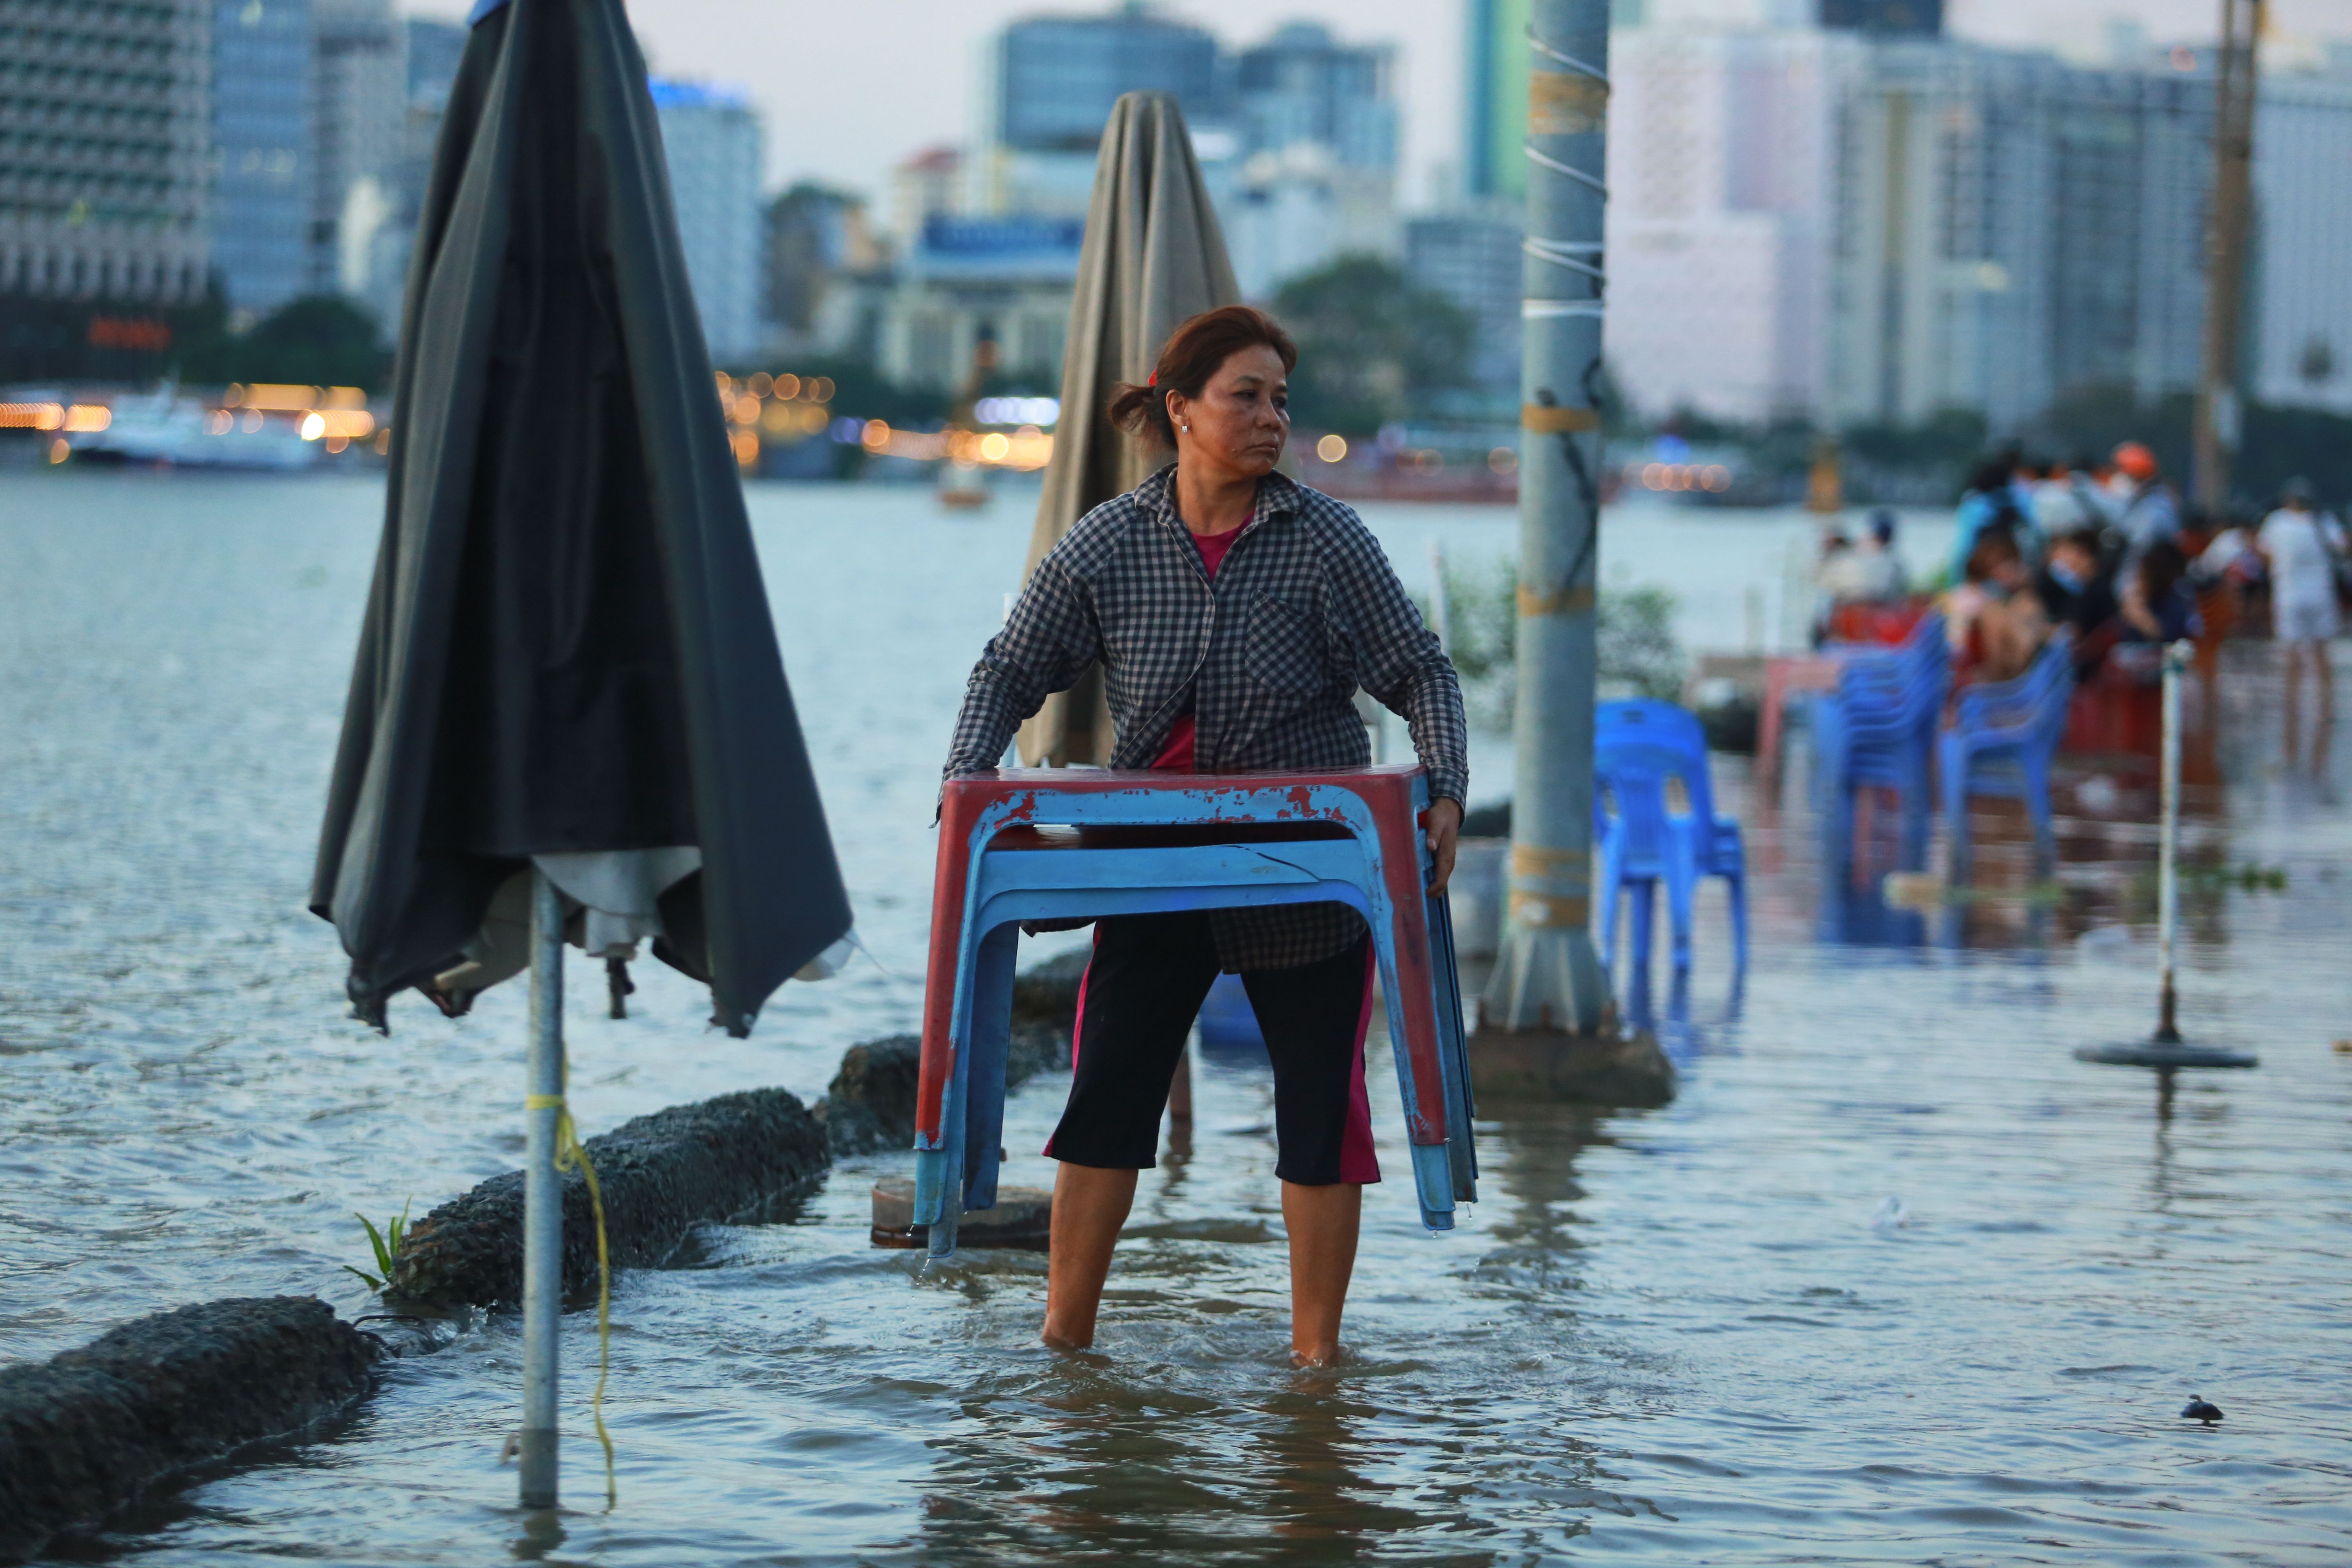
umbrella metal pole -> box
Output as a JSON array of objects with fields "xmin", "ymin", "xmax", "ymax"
[
  {"xmin": 2073, "ymin": 640, "xmax": 2253, "ymax": 1069},
  {"xmin": 2154, "ymin": 643, "xmax": 2185, "ymax": 1044},
  {"xmin": 520, "ymin": 867, "xmax": 564, "ymax": 1509}
]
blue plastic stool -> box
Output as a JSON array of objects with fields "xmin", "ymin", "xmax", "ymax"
[{"xmin": 915, "ymin": 766, "xmax": 1477, "ymax": 1257}]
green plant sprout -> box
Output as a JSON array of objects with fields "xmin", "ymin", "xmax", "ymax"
[{"xmin": 343, "ymin": 1199, "xmax": 412, "ymax": 1293}]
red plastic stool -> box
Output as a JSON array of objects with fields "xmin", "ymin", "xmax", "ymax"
[{"xmin": 914, "ymin": 765, "xmax": 1477, "ymax": 1257}]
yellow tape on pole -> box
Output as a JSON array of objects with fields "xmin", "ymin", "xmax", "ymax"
[
  {"xmin": 526, "ymin": 1082, "xmax": 617, "ymax": 1508},
  {"xmin": 1521, "ymin": 403, "xmax": 1599, "ymax": 433}
]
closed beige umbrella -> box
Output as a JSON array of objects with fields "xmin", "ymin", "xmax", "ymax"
[{"xmin": 1017, "ymin": 91, "xmax": 1241, "ymax": 766}]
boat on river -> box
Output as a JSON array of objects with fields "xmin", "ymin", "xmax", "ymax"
[{"xmin": 71, "ymin": 389, "xmax": 321, "ymax": 472}]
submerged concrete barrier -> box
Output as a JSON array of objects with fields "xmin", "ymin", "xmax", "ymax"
[
  {"xmin": 1, "ymin": 954, "xmax": 1089, "ymax": 1551},
  {"xmin": 817, "ymin": 1022, "xmax": 1070, "ymax": 1158},
  {"xmin": 819, "ymin": 946, "xmax": 1082, "ymax": 1157},
  {"xmin": 0, "ymin": 1297, "xmax": 378, "ymax": 1563},
  {"xmin": 387, "ymin": 1087, "xmax": 830, "ymax": 1307}
]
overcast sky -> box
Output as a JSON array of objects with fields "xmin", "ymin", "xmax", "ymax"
[{"xmin": 405, "ymin": 0, "xmax": 2350, "ymax": 210}]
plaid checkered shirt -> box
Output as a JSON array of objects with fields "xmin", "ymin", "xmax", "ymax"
[{"xmin": 944, "ymin": 466, "xmax": 1469, "ymax": 971}]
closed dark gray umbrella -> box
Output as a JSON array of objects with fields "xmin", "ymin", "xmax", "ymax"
[{"xmin": 311, "ymin": 0, "xmax": 848, "ymax": 1038}]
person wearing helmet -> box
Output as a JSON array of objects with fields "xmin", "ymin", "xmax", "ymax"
[
  {"xmin": 2109, "ymin": 442, "xmax": 2180, "ymax": 563},
  {"xmin": 2257, "ymin": 476, "xmax": 2345, "ymax": 767}
]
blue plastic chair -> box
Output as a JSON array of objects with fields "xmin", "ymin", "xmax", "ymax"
[
  {"xmin": 1940, "ymin": 634, "xmax": 2075, "ymax": 878},
  {"xmin": 1595, "ymin": 699, "xmax": 1747, "ymax": 979},
  {"xmin": 915, "ymin": 766, "xmax": 1477, "ymax": 1257},
  {"xmin": 1196, "ymin": 971, "xmax": 1267, "ymax": 1055},
  {"xmin": 1811, "ymin": 613, "xmax": 1948, "ymax": 873}
]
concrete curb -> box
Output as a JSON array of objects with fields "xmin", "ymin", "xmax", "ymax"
[{"xmin": 0, "ymin": 1297, "xmax": 379, "ymax": 1563}]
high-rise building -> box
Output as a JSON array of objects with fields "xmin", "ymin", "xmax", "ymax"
[
  {"xmin": 976, "ymin": 10, "xmax": 1400, "ymax": 299},
  {"xmin": 370, "ymin": 16, "xmax": 467, "ymax": 333},
  {"xmin": 1459, "ymin": 0, "xmax": 1530, "ymax": 205},
  {"xmin": 651, "ymin": 79, "xmax": 764, "ymax": 364},
  {"xmin": 1234, "ymin": 23, "xmax": 1396, "ymax": 174},
  {"xmin": 762, "ymin": 183, "xmax": 889, "ymax": 358},
  {"xmin": 1822, "ymin": 42, "xmax": 2209, "ymax": 431},
  {"xmin": 1604, "ymin": 26, "xmax": 1856, "ymax": 423},
  {"xmin": 212, "ymin": 0, "xmax": 315, "ymax": 321},
  {"xmin": 0, "ymin": 0, "xmax": 212, "ymax": 379},
  {"xmin": 311, "ymin": 0, "xmax": 404, "ymax": 330},
  {"xmin": 1816, "ymin": 0, "xmax": 1940, "ymax": 35},
  {"xmin": 405, "ymin": 13, "xmax": 465, "ymax": 101},
  {"xmin": 1406, "ymin": 209, "xmax": 1524, "ymax": 396},
  {"xmin": 2250, "ymin": 69, "xmax": 2352, "ymax": 415},
  {"xmin": 1223, "ymin": 23, "xmax": 1401, "ymax": 298},
  {"xmin": 978, "ymin": 9, "xmax": 1225, "ymax": 218}
]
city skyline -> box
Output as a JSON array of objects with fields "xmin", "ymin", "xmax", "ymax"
[{"xmin": 403, "ymin": 0, "xmax": 2352, "ymax": 213}]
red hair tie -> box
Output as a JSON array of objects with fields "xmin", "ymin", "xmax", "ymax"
[{"xmin": 1147, "ymin": 370, "xmax": 1157, "ymax": 386}]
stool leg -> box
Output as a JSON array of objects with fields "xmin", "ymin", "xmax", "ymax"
[
  {"xmin": 1629, "ymin": 878, "xmax": 1656, "ymax": 991},
  {"xmin": 1427, "ymin": 891, "xmax": 1478, "ymax": 1203},
  {"xmin": 1370, "ymin": 918, "xmax": 1455, "ymax": 1232},
  {"xmin": 960, "ymin": 924, "xmax": 1019, "ymax": 1218},
  {"xmin": 924, "ymin": 1070, "xmax": 965, "ymax": 1260},
  {"xmin": 1727, "ymin": 869, "xmax": 1748, "ymax": 973},
  {"xmin": 1666, "ymin": 857, "xmax": 1697, "ymax": 974}
]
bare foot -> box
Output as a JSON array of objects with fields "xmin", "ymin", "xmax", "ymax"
[{"xmin": 1290, "ymin": 1342, "xmax": 1348, "ymax": 1369}]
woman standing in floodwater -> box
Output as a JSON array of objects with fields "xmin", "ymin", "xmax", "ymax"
[{"xmin": 940, "ymin": 305, "xmax": 1469, "ymax": 1365}]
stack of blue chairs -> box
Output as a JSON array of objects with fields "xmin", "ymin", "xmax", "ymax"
[
  {"xmin": 1595, "ymin": 699, "xmax": 1747, "ymax": 979},
  {"xmin": 1939, "ymin": 633, "xmax": 2075, "ymax": 877},
  {"xmin": 1810, "ymin": 613, "xmax": 1949, "ymax": 873}
]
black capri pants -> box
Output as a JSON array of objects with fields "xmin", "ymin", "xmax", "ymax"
[{"xmin": 1044, "ymin": 911, "xmax": 1381, "ymax": 1186}]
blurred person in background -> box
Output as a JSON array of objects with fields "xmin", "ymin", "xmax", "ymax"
[
  {"xmin": 1811, "ymin": 524, "xmax": 1853, "ymax": 645},
  {"xmin": 1947, "ymin": 526, "xmax": 2051, "ymax": 685},
  {"xmin": 2082, "ymin": 451, "xmax": 2124, "ymax": 526},
  {"xmin": 2256, "ymin": 477, "xmax": 2345, "ymax": 761},
  {"xmin": 2192, "ymin": 510, "xmax": 2269, "ymax": 611},
  {"xmin": 1949, "ymin": 455, "xmax": 2039, "ymax": 587},
  {"xmin": 2028, "ymin": 454, "xmax": 2099, "ymax": 539},
  {"xmin": 2117, "ymin": 539, "xmax": 2204, "ymax": 659},
  {"xmin": 2108, "ymin": 442, "xmax": 2180, "ymax": 564},
  {"xmin": 1819, "ymin": 510, "xmax": 1907, "ymax": 604},
  {"xmin": 2035, "ymin": 526, "xmax": 2121, "ymax": 677}
]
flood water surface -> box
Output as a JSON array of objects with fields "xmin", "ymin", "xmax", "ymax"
[{"xmin": 2, "ymin": 471, "xmax": 2348, "ymax": 1566}]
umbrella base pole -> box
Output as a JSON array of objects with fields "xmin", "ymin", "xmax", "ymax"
[{"xmin": 518, "ymin": 1428, "xmax": 559, "ymax": 1510}]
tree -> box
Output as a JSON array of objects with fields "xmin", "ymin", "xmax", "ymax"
[
  {"xmin": 1272, "ymin": 255, "xmax": 1474, "ymax": 433},
  {"xmin": 1839, "ymin": 406, "xmax": 1988, "ymax": 472},
  {"xmin": 176, "ymin": 294, "xmax": 391, "ymax": 391}
]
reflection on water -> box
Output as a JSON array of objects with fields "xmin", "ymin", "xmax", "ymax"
[{"xmin": 3, "ymin": 473, "xmax": 2350, "ymax": 1566}]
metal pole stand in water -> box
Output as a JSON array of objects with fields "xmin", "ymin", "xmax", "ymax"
[
  {"xmin": 2076, "ymin": 642, "xmax": 2257, "ymax": 1070},
  {"xmin": 520, "ymin": 868, "xmax": 566, "ymax": 1507},
  {"xmin": 1479, "ymin": 0, "xmax": 1610, "ymax": 1038},
  {"xmin": 1468, "ymin": 0, "xmax": 1671, "ymax": 1107}
]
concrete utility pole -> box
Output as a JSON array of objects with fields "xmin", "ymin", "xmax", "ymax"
[
  {"xmin": 1483, "ymin": 0, "xmax": 1610, "ymax": 1038},
  {"xmin": 2194, "ymin": 0, "xmax": 2263, "ymax": 512}
]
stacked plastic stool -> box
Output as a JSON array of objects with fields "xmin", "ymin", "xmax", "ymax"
[{"xmin": 914, "ymin": 765, "xmax": 1478, "ymax": 1258}]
